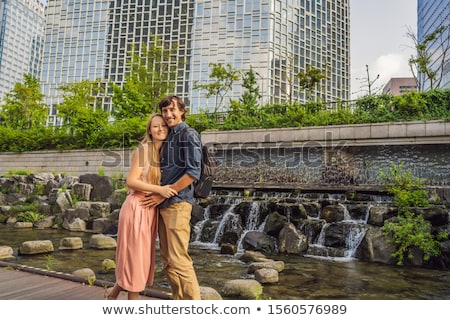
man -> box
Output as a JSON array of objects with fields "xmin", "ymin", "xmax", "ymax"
[{"xmin": 143, "ymin": 95, "xmax": 202, "ymax": 300}]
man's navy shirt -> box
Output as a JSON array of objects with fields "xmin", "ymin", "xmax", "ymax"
[{"xmin": 159, "ymin": 122, "xmax": 202, "ymax": 208}]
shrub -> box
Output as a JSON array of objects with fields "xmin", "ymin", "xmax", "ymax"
[
  {"xmin": 16, "ymin": 211, "xmax": 45, "ymax": 223},
  {"xmin": 382, "ymin": 210, "xmax": 447, "ymax": 265},
  {"xmin": 379, "ymin": 162, "xmax": 448, "ymax": 265}
]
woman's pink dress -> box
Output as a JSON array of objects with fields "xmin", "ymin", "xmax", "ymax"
[{"xmin": 114, "ymin": 173, "xmax": 158, "ymax": 292}]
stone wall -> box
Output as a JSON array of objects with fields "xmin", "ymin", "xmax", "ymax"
[
  {"xmin": 0, "ymin": 148, "xmax": 133, "ymax": 177},
  {"xmin": 0, "ymin": 120, "xmax": 448, "ymax": 178}
]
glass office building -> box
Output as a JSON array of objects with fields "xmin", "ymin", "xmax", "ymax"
[
  {"xmin": 41, "ymin": 0, "xmax": 350, "ymax": 121},
  {"xmin": 103, "ymin": 0, "xmax": 194, "ymax": 108},
  {"xmin": 189, "ymin": 0, "xmax": 350, "ymax": 113},
  {"xmin": 0, "ymin": 0, "xmax": 45, "ymax": 102},
  {"xmin": 417, "ymin": 0, "xmax": 450, "ymax": 90},
  {"xmin": 42, "ymin": 0, "xmax": 194, "ymax": 125},
  {"xmin": 41, "ymin": 0, "xmax": 110, "ymax": 126}
]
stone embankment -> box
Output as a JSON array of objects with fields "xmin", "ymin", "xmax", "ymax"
[
  {"xmin": 0, "ymin": 172, "xmax": 291, "ymax": 299},
  {"xmin": 0, "ymin": 172, "xmax": 449, "ymax": 300}
]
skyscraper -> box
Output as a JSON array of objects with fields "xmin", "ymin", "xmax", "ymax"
[
  {"xmin": 41, "ymin": 0, "xmax": 110, "ymax": 126},
  {"xmin": 41, "ymin": 0, "xmax": 350, "ymax": 122},
  {"xmin": 417, "ymin": 0, "xmax": 450, "ymax": 90},
  {"xmin": 0, "ymin": 0, "xmax": 45, "ymax": 102},
  {"xmin": 103, "ymin": 0, "xmax": 195, "ymax": 110},
  {"xmin": 188, "ymin": 0, "xmax": 350, "ymax": 113}
]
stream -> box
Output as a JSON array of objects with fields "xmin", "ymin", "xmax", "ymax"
[{"xmin": 1, "ymin": 224, "xmax": 449, "ymax": 300}]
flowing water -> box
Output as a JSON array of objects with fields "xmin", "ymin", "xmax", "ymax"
[{"xmin": 1, "ymin": 224, "xmax": 449, "ymax": 300}]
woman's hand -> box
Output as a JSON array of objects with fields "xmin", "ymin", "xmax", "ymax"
[{"xmin": 159, "ymin": 185, "xmax": 178, "ymax": 198}]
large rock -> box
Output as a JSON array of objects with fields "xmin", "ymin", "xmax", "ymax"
[
  {"xmin": 89, "ymin": 202, "xmax": 111, "ymax": 218},
  {"xmin": 241, "ymin": 231, "xmax": 277, "ymax": 254},
  {"xmin": 79, "ymin": 174, "xmax": 114, "ymax": 201},
  {"xmin": 34, "ymin": 216, "xmax": 55, "ymax": 229},
  {"xmin": 278, "ymin": 222, "xmax": 308, "ymax": 254},
  {"xmin": 221, "ymin": 279, "xmax": 263, "ymax": 299},
  {"xmin": 238, "ymin": 250, "xmax": 272, "ymax": 263},
  {"xmin": 0, "ymin": 246, "xmax": 14, "ymax": 259},
  {"xmin": 91, "ymin": 218, "xmax": 114, "ymax": 233},
  {"xmin": 89, "ymin": 234, "xmax": 116, "ymax": 249},
  {"xmin": 14, "ymin": 222, "xmax": 33, "ymax": 229},
  {"xmin": 48, "ymin": 189, "xmax": 72, "ymax": 214},
  {"xmin": 19, "ymin": 240, "xmax": 54, "ymax": 255},
  {"xmin": 72, "ymin": 182, "xmax": 92, "ymax": 201},
  {"xmin": 247, "ymin": 260, "xmax": 285, "ymax": 273},
  {"xmin": 200, "ymin": 286, "xmax": 222, "ymax": 300},
  {"xmin": 72, "ymin": 268, "xmax": 96, "ymax": 282},
  {"xmin": 62, "ymin": 217, "xmax": 86, "ymax": 232},
  {"xmin": 59, "ymin": 237, "xmax": 83, "ymax": 250},
  {"xmin": 355, "ymin": 227, "xmax": 397, "ymax": 264},
  {"xmin": 254, "ymin": 268, "xmax": 279, "ymax": 284}
]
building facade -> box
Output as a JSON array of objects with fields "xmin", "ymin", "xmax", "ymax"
[
  {"xmin": 41, "ymin": 0, "xmax": 110, "ymax": 126},
  {"xmin": 382, "ymin": 77, "xmax": 418, "ymax": 95},
  {"xmin": 103, "ymin": 0, "xmax": 195, "ymax": 110},
  {"xmin": 189, "ymin": 0, "xmax": 350, "ymax": 113},
  {"xmin": 41, "ymin": 0, "xmax": 350, "ymax": 123},
  {"xmin": 0, "ymin": 0, "xmax": 45, "ymax": 102},
  {"xmin": 417, "ymin": 0, "xmax": 450, "ymax": 90}
]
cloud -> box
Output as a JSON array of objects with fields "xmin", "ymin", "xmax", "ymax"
[
  {"xmin": 373, "ymin": 53, "xmax": 412, "ymax": 86},
  {"xmin": 352, "ymin": 52, "xmax": 413, "ymax": 98}
]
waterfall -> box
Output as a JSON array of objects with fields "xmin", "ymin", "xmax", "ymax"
[
  {"xmin": 246, "ymin": 201, "xmax": 262, "ymax": 231},
  {"xmin": 344, "ymin": 223, "xmax": 366, "ymax": 258},
  {"xmin": 212, "ymin": 210, "xmax": 239, "ymax": 244},
  {"xmin": 236, "ymin": 202, "xmax": 265, "ymax": 252},
  {"xmin": 191, "ymin": 190, "xmax": 372, "ymax": 260},
  {"xmin": 304, "ymin": 202, "xmax": 370, "ymax": 260},
  {"xmin": 192, "ymin": 205, "xmax": 211, "ymax": 242}
]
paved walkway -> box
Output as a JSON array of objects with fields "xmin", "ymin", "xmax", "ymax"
[{"xmin": 0, "ymin": 261, "xmax": 170, "ymax": 300}]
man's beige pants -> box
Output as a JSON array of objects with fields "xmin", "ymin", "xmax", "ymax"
[{"xmin": 158, "ymin": 201, "xmax": 201, "ymax": 300}]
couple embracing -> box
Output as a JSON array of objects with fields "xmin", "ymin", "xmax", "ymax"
[{"xmin": 106, "ymin": 95, "xmax": 202, "ymax": 300}]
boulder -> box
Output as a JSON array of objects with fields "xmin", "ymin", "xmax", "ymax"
[
  {"xmin": 89, "ymin": 234, "xmax": 116, "ymax": 249},
  {"xmin": 19, "ymin": 240, "xmax": 54, "ymax": 255},
  {"xmin": 254, "ymin": 268, "xmax": 279, "ymax": 284},
  {"xmin": 59, "ymin": 237, "xmax": 83, "ymax": 250},
  {"xmin": 247, "ymin": 260, "xmax": 285, "ymax": 273},
  {"xmin": 0, "ymin": 246, "xmax": 14, "ymax": 259},
  {"xmin": 200, "ymin": 286, "xmax": 222, "ymax": 300},
  {"xmin": 221, "ymin": 279, "xmax": 263, "ymax": 299},
  {"xmin": 72, "ymin": 268, "xmax": 96, "ymax": 282}
]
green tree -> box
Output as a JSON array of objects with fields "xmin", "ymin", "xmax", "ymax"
[
  {"xmin": 0, "ymin": 74, "xmax": 47, "ymax": 129},
  {"xmin": 112, "ymin": 37, "xmax": 178, "ymax": 120},
  {"xmin": 297, "ymin": 65, "xmax": 327, "ymax": 102},
  {"xmin": 194, "ymin": 62, "xmax": 240, "ymax": 113},
  {"xmin": 57, "ymin": 79, "xmax": 109, "ymax": 147},
  {"xmin": 408, "ymin": 25, "xmax": 449, "ymax": 91},
  {"xmin": 239, "ymin": 67, "xmax": 261, "ymax": 111},
  {"xmin": 221, "ymin": 67, "xmax": 262, "ymax": 130}
]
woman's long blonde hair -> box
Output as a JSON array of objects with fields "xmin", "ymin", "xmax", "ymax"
[{"xmin": 137, "ymin": 113, "xmax": 165, "ymax": 185}]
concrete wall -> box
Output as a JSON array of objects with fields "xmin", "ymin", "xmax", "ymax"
[
  {"xmin": 202, "ymin": 120, "xmax": 450, "ymax": 148},
  {"xmin": 0, "ymin": 148, "xmax": 133, "ymax": 177},
  {"xmin": 0, "ymin": 120, "xmax": 448, "ymax": 177}
]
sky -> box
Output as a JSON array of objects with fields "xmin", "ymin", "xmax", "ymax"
[{"xmin": 350, "ymin": 0, "xmax": 418, "ymax": 98}]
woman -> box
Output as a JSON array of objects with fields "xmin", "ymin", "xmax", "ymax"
[{"xmin": 106, "ymin": 113, "xmax": 177, "ymax": 300}]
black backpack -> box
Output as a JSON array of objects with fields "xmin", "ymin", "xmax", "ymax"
[{"xmin": 180, "ymin": 127, "xmax": 217, "ymax": 198}]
